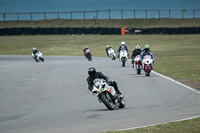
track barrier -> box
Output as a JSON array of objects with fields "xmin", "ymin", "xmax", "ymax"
[{"xmin": 1, "ymin": 27, "xmax": 199, "ymax": 35}]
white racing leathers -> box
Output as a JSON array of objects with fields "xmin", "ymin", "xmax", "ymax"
[
  {"xmin": 107, "ymin": 48, "xmax": 116, "ymax": 60},
  {"xmin": 119, "ymin": 49, "xmax": 128, "ymax": 67}
]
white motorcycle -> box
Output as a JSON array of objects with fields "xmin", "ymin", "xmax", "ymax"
[
  {"xmin": 107, "ymin": 48, "xmax": 116, "ymax": 60},
  {"xmin": 32, "ymin": 52, "xmax": 44, "ymax": 62},
  {"xmin": 142, "ymin": 55, "xmax": 153, "ymax": 76},
  {"xmin": 92, "ymin": 78, "xmax": 125, "ymax": 110},
  {"xmin": 119, "ymin": 48, "xmax": 128, "ymax": 67}
]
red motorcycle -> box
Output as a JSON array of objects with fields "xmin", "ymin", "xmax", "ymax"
[
  {"xmin": 142, "ymin": 55, "xmax": 153, "ymax": 76},
  {"xmin": 84, "ymin": 49, "xmax": 92, "ymax": 61},
  {"xmin": 133, "ymin": 55, "xmax": 142, "ymax": 74}
]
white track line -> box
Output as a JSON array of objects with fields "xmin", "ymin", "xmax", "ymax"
[
  {"xmin": 117, "ymin": 71, "xmax": 200, "ymax": 132},
  {"xmin": 152, "ymin": 71, "xmax": 200, "ymax": 94},
  {"xmin": 117, "ymin": 115, "xmax": 200, "ymax": 132}
]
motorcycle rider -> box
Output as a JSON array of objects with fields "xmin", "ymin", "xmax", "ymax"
[
  {"xmin": 87, "ymin": 66, "xmax": 123, "ymax": 96},
  {"xmin": 83, "ymin": 46, "xmax": 89, "ymax": 55},
  {"xmin": 117, "ymin": 41, "xmax": 129, "ymax": 58},
  {"xmin": 131, "ymin": 45, "xmax": 142, "ymax": 68},
  {"xmin": 105, "ymin": 45, "xmax": 114, "ymax": 57},
  {"xmin": 139, "ymin": 44, "xmax": 155, "ymax": 69},
  {"xmin": 32, "ymin": 47, "xmax": 39, "ymax": 57}
]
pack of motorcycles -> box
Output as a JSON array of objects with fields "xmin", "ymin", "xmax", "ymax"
[{"xmin": 32, "ymin": 47, "xmax": 153, "ymax": 110}]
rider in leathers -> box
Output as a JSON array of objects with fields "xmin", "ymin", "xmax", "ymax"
[
  {"xmin": 87, "ymin": 66, "xmax": 122, "ymax": 95},
  {"xmin": 32, "ymin": 47, "xmax": 39, "ymax": 57},
  {"xmin": 117, "ymin": 41, "xmax": 129, "ymax": 58},
  {"xmin": 139, "ymin": 44, "xmax": 155, "ymax": 69},
  {"xmin": 131, "ymin": 45, "xmax": 142, "ymax": 68},
  {"xmin": 105, "ymin": 45, "xmax": 114, "ymax": 57}
]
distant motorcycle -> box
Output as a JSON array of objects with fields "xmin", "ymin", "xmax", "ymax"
[
  {"xmin": 142, "ymin": 55, "xmax": 153, "ymax": 76},
  {"xmin": 119, "ymin": 48, "xmax": 128, "ymax": 67},
  {"xmin": 85, "ymin": 49, "xmax": 92, "ymax": 61},
  {"xmin": 134, "ymin": 55, "xmax": 142, "ymax": 74},
  {"xmin": 92, "ymin": 78, "xmax": 125, "ymax": 110},
  {"xmin": 107, "ymin": 48, "xmax": 116, "ymax": 60},
  {"xmin": 32, "ymin": 52, "xmax": 44, "ymax": 62}
]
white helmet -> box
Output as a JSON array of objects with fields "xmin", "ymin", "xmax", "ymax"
[
  {"xmin": 33, "ymin": 47, "xmax": 36, "ymax": 50},
  {"xmin": 121, "ymin": 41, "xmax": 125, "ymax": 46},
  {"xmin": 135, "ymin": 45, "xmax": 140, "ymax": 50}
]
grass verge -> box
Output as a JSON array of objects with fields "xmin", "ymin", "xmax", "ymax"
[
  {"xmin": 1, "ymin": 18, "xmax": 200, "ymax": 28},
  {"xmin": 104, "ymin": 117, "xmax": 200, "ymax": 133}
]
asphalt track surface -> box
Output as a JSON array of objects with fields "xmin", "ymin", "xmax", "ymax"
[{"xmin": 0, "ymin": 56, "xmax": 200, "ymax": 133}]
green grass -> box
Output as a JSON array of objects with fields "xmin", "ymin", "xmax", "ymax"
[
  {"xmin": 1, "ymin": 18, "xmax": 200, "ymax": 28},
  {"xmin": 104, "ymin": 117, "xmax": 200, "ymax": 133},
  {"xmin": 0, "ymin": 34, "xmax": 200, "ymax": 86}
]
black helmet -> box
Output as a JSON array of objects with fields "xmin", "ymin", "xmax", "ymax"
[{"xmin": 88, "ymin": 66, "xmax": 96, "ymax": 78}]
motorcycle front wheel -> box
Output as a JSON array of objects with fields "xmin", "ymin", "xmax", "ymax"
[
  {"xmin": 39, "ymin": 57, "xmax": 44, "ymax": 62},
  {"xmin": 121, "ymin": 58, "xmax": 126, "ymax": 67},
  {"xmin": 118, "ymin": 98, "xmax": 125, "ymax": 108},
  {"xmin": 137, "ymin": 65, "xmax": 141, "ymax": 74},
  {"xmin": 100, "ymin": 93, "xmax": 115, "ymax": 110},
  {"xmin": 145, "ymin": 66, "xmax": 150, "ymax": 76}
]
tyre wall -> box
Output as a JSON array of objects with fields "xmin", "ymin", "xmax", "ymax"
[{"xmin": 0, "ymin": 27, "xmax": 200, "ymax": 35}]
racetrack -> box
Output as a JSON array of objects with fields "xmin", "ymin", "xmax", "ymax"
[{"xmin": 0, "ymin": 56, "xmax": 200, "ymax": 133}]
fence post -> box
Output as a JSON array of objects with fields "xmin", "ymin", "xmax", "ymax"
[
  {"xmin": 31, "ymin": 13, "xmax": 32, "ymax": 21},
  {"xmin": 83, "ymin": 11, "xmax": 85, "ymax": 20},
  {"xmin": 44, "ymin": 12, "xmax": 46, "ymax": 20},
  {"xmin": 57, "ymin": 12, "xmax": 59, "ymax": 19},
  {"xmin": 3, "ymin": 13, "xmax": 6, "ymax": 22},
  {"xmin": 96, "ymin": 10, "xmax": 98, "ymax": 19},
  {"xmin": 109, "ymin": 10, "xmax": 111, "ymax": 20},
  {"xmin": 169, "ymin": 10, "xmax": 171, "ymax": 18},
  {"xmin": 158, "ymin": 10, "xmax": 160, "ymax": 19},
  {"xmin": 145, "ymin": 10, "xmax": 147, "ymax": 19},
  {"xmin": 193, "ymin": 9, "xmax": 195, "ymax": 19},
  {"xmin": 133, "ymin": 10, "xmax": 135, "ymax": 19},
  {"xmin": 17, "ymin": 13, "xmax": 19, "ymax": 21},
  {"xmin": 121, "ymin": 10, "xmax": 123, "ymax": 20},
  {"xmin": 182, "ymin": 10, "xmax": 184, "ymax": 19}
]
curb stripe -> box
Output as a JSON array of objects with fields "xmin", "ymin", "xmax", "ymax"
[{"xmin": 152, "ymin": 71, "xmax": 200, "ymax": 94}]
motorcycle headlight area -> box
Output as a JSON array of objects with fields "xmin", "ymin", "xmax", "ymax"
[{"xmin": 100, "ymin": 84, "xmax": 105, "ymax": 91}]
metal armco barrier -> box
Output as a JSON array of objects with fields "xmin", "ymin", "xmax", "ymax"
[{"xmin": 0, "ymin": 27, "xmax": 200, "ymax": 36}]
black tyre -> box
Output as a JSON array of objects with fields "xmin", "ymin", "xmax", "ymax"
[
  {"xmin": 40, "ymin": 57, "xmax": 44, "ymax": 62},
  {"xmin": 34, "ymin": 57, "xmax": 39, "ymax": 62},
  {"xmin": 137, "ymin": 65, "xmax": 141, "ymax": 74},
  {"xmin": 100, "ymin": 93, "xmax": 115, "ymax": 110},
  {"xmin": 112, "ymin": 55, "xmax": 116, "ymax": 60},
  {"xmin": 121, "ymin": 58, "xmax": 126, "ymax": 67},
  {"xmin": 145, "ymin": 66, "xmax": 150, "ymax": 76},
  {"xmin": 118, "ymin": 98, "xmax": 125, "ymax": 108},
  {"xmin": 88, "ymin": 54, "xmax": 92, "ymax": 61}
]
